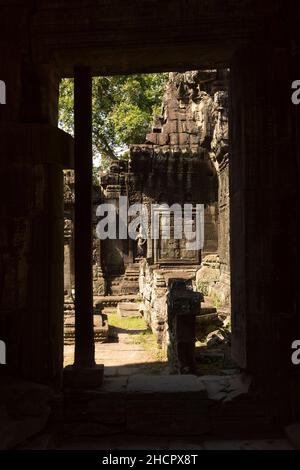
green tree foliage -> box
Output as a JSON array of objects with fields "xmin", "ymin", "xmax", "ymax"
[{"xmin": 59, "ymin": 74, "xmax": 168, "ymax": 170}]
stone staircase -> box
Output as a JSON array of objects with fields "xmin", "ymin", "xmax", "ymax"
[
  {"xmin": 106, "ymin": 264, "xmax": 140, "ymax": 295},
  {"xmin": 120, "ymin": 263, "xmax": 140, "ymax": 294},
  {"xmin": 106, "ymin": 275, "xmax": 124, "ymax": 295}
]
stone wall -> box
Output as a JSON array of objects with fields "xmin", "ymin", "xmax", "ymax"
[
  {"xmin": 195, "ymin": 73, "xmax": 230, "ymax": 308},
  {"xmin": 63, "ymin": 171, "xmax": 105, "ymax": 345},
  {"xmin": 98, "ymin": 70, "xmax": 227, "ymax": 298},
  {"xmin": 139, "ymin": 261, "xmax": 168, "ymax": 348},
  {"xmin": 0, "ymin": 57, "xmax": 73, "ymax": 384},
  {"xmin": 134, "ymin": 70, "xmax": 230, "ymax": 347},
  {"xmin": 99, "ymin": 160, "xmax": 134, "ymax": 294},
  {"xmin": 63, "ymin": 170, "xmax": 105, "ymax": 301}
]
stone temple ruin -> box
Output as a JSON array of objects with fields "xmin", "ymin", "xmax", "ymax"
[
  {"xmin": 2, "ymin": 1, "xmax": 300, "ymax": 449},
  {"xmin": 64, "ymin": 69, "xmax": 230, "ymax": 373}
]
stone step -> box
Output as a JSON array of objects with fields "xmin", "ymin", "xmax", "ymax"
[
  {"xmin": 63, "ymin": 374, "xmax": 279, "ymax": 439},
  {"xmin": 94, "ymin": 294, "xmax": 139, "ymax": 308},
  {"xmin": 106, "ymin": 275, "xmax": 124, "ymax": 294},
  {"xmin": 117, "ymin": 302, "xmax": 141, "ymax": 318},
  {"xmin": 124, "ymin": 266, "xmax": 140, "ymax": 272}
]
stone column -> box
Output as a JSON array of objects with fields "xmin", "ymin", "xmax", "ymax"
[
  {"xmin": 64, "ymin": 66, "xmax": 103, "ymax": 387},
  {"xmin": 230, "ymin": 44, "xmax": 299, "ymax": 378},
  {"xmin": 0, "ymin": 53, "xmax": 72, "ymax": 386},
  {"xmin": 73, "ymin": 66, "xmax": 94, "ymax": 367}
]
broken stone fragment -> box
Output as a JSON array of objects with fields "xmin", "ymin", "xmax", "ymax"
[
  {"xmin": 195, "ymin": 313, "xmax": 223, "ymax": 342},
  {"xmin": 206, "ymin": 331, "xmax": 224, "ymax": 348}
]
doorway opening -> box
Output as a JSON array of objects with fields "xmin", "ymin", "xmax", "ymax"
[{"xmin": 60, "ymin": 69, "xmax": 234, "ymax": 378}]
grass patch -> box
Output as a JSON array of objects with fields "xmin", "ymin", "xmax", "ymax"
[
  {"xmin": 196, "ymin": 281, "xmax": 209, "ymax": 296},
  {"xmin": 108, "ymin": 313, "xmax": 148, "ymax": 331}
]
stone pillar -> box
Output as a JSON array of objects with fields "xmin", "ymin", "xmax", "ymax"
[
  {"xmin": 73, "ymin": 66, "xmax": 95, "ymax": 368},
  {"xmin": 230, "ymin": 44, "xmax": 299, "ymax": 378},
  {"xmin": 64, "ymin": 67, "xmax": 103, "ymax": 387},
  {"xmin": 0, "ymin": 55, "xmax": 72, "ymax": 386},
  {"xmin": 167, "ymin": 278, "xmax": 202, "ymax": 374}
]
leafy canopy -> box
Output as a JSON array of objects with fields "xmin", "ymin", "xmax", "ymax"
[{"xmin": 59, "ymin": 74, "xmax": 168, "ymax": 170}]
